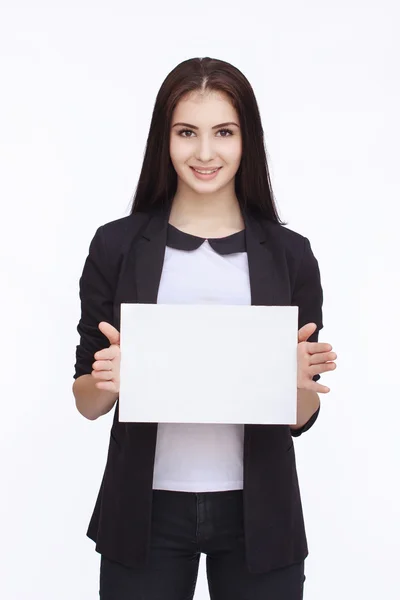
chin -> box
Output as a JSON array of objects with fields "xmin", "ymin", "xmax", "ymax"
[
  {"xmin": 189, "ymin": 181, "xmax": 226, "ymax": 194},
  {"xmin": 187, "ymin": 173, "xmax": 232, "ymax": 190}
]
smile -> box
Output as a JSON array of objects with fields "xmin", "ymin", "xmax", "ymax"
[
  {"xmin": 191, "ymin": 167, "xmax": 221, "ymax": 174},
  {"xmin": 190, "ymin": 166, "xmax": 222, "ymax": 180}
]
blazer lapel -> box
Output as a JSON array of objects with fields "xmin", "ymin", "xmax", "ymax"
[
  {"xmin": 113, "ymin": 206, "xmax": 170, "ymax": 330},
  {"xmin": 243, "ymin": 212, "xmax": 291, "ymax": 307},
  {"xmin": 133, "ymin": 208, "xmax": 170, "ymax": 305}
]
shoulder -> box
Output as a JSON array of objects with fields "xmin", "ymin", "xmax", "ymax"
[
  {"xmin": 265, "ymin": 219, "xmax": 305, "ymax": 242},
  {"xmin": 100, "ymin": 211, "xmax": 149, "ymax": 239},
  {"xmin": 83, "ymin": 212, "xmax": 150, "ymax": 282},
  {"xmin": 96, "ymin": 211, "xmax": 150, "ymax": 255},
  {"xmin": 261, "ymin": 218, "xmax": 310, "ymax": 256}
]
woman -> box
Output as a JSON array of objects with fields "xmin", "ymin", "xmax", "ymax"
[{"xmin": 73, "ymin": 57, "xmax": 337, "ymax": 599}]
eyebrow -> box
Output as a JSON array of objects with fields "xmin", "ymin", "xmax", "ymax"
[{"xmin": 171, "ymin": 121, "xmax": 240, "ymax": 130}]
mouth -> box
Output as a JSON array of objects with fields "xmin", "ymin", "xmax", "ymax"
[{"xmin": 190, "ymin": 166, "xmax": 222, "ymax": 180}]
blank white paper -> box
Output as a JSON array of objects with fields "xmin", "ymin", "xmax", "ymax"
[{"xmin": 118, "ymin": 303, "xmax": 298, "ymax": 425}]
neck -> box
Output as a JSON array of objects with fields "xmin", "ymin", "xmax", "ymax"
[{"xmin": 169, "ymin": 184, "xmax": 244, "ymax": 237}]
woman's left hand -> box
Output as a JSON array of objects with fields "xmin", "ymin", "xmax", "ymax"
[{"xmin": 297, "ymin": 323, "xmax": 337, "ymax": 393}]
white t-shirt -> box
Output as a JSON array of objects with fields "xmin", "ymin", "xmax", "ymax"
[{"xmin": 152, "ymin": 224, "xmax": 251, "ymax": 492}]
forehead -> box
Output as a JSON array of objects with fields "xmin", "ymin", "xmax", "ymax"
[{"xmin": 172, "ymin": 90, "xmax": 238, "ymax": 124}]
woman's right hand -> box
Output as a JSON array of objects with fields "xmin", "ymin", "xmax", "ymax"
[{"xmin": 91, "ymin": 321, "xmax": 121, "ymax": 393}]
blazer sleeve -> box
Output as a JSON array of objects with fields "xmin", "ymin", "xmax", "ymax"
[
  {"xmin": 290, "ymin": 236, "xmax": 324, "ymax": 437},
  {"xmin": 73, "ymin": 226, "xmax": 115, "ymax": 380}
]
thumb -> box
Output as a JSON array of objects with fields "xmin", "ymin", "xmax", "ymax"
[
  {"xmin": 98, "ymin": 321, "xmax": 120, "ymax": 346},
  {"xmin": 298, "ymin": 322, "xmax": 317, "ymax": 343}
]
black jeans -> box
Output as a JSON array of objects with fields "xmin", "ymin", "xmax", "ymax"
[{"xmin": 99, "ymin": 489, "xmax": 306, "ymax": 599}]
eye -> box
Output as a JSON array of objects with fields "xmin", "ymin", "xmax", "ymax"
[
  {"xmin": 177, "ymin": 129, "xmax": 195, "ymax": 138},
  {"xmin": 216, "ymin": 128, "xmax": 234, "ymax": 137}
]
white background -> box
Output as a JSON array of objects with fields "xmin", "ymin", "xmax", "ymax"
[{"xmin": 1, "ymin": 0, "xmax": 399, "ymax": 598}]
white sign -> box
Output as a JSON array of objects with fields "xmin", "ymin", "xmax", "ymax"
[{"xmin": 119, "ymin": 303, "xmax": 298, "ymax": 425}]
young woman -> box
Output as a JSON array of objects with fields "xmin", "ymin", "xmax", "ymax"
[{"xmin": 73, "ymin": 57, "xmax": 337, "ymax": 600}]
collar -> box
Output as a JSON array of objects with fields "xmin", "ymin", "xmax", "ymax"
[{"xmin": 166, "ymin": 223, "xmax": 247, "ymax": 255}]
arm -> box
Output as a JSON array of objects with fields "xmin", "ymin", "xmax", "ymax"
[{"xmin": 72, "ymin": 225, "xmax": 118, "ymax": 421}]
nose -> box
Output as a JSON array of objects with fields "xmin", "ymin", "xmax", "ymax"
[{"xmin": 194, "ymin": 134, "xmax": 217, "ymax": 163}]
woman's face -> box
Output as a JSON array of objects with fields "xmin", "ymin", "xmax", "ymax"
[{"xmin": 169, "ymin": 90, "xmax": 242, "ymax": 196}]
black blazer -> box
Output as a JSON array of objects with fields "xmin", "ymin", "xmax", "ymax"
[{"xmin": 73, "ymin": 204, "xmax": 324, "ymax": 574}]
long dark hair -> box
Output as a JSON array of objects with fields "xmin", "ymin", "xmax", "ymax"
[{"xmin": 129, "ymin": 57, "xmax": 286, "ymax": 225}]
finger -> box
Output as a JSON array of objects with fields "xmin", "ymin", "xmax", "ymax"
[
  {"xmin": 92, "ymin": 369, "xmax": 114, "ymax": 381},
  {"xmin": 309, "ymin": 363, "xmax": 337, "ymax": 376},
  {"xmin": 299, "ymin": 378, "xmax": 330, "ymax": 393},
  {"xmin": 98, "ymin": 321, "xmax": 120, "ymax": 346},
  {"xmin": 307, "ymin": 342, "xmax": 333, "ymax": 354},
  {"xmin": 94, "ymin": 346, "xmax": 120, "ymax": 361},
  {"xmin": 313, "ymin": 383, "xmax": 330, "ymax": 393},
  {"xmin": 298, "ymin": 323, "xmax": 317, "ymax": 343},
  {"xmin": 92, "ymin": 360, "xmax": 113, "ymax": 371},
  {"xmin": 309, "ymin": 351, "xmax": 337, "ymax": 364}
]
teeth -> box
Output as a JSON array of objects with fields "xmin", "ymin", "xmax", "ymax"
[{"xmin": 194, "ymin": 168, "xmax": 219, "ymax": 174}]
